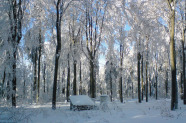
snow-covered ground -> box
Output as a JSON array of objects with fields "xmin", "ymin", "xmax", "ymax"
[{"xmin": 0, "ymin": 99, "xmax": 186, "ymax": 123}]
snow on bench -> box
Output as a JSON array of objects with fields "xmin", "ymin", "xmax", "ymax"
[{"xmin": 69, "ymin": 95, "xmax": 95, "ymax": 110}]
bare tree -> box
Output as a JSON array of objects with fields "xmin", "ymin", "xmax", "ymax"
[
  {"xmin": 166, "ymin": 0, "xmax": 178, "ymax": 110},
  {"xmin": 8, "ymin": 0, "xmax": 25, "ymax": 107},
  {"xmin": 83, "ymin": 0, "xmax": 107, "ymax": 98},
  {"xmin": 52, "ymin": 0, "xmax": 72, "ymax": 110}
]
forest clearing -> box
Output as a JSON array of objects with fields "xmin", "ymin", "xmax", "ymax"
[{"xmin": 0, "ymin": 0, "xmax": 186, "ymax": 122}]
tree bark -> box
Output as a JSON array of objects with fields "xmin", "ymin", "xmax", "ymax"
[
  {"xmin": 141, "ymin": 55, "xmax": 144, "ymax": 100},
  {"xmin": 155, "ymin": 61, "xmax": 158, "ymax": 100},
  {"xmin": 165, "ymin": 70, "xmax": 168, "ymax": 98},
  {"xmin": 182, "ymin": 29, "xmax": 186, "ymax": 104},
  {"xmin": 12, "ymin": 50, "xmax": 16, "ymax": 107},
  {"xmin": 132, "ymin": 82, "xmax": 134, "ymax": 99},
  {"xmin": 33, "ymin": 49, "xmax": 37, "ymax": 101},
  {"xmin": 37, "ymin": 29, "xmax": 42, "ymax": 102},
  {"xmin": 23, "ymin": 73, "xmax": 26, "ymax": 99},
  {"xmin": 90, "ymin": 58, "xmax": 96, "ymax": 98},
  {"xmin": 169, "ymin": 1, "xmax": 178, "ymax": 110},
  {"xmin": 9, "ymin": 0, "xmax": 23, "ymax": 107},
  {"xmin": 138, "ymin": 52, "xmax": 141, "ymax": 103},
  {"xmin": 79, "ymin": 61, "xmax": 82, "ymax": 95},
  {"xmin": 119, "ymin": 44, "xmax": 123, "ymax": 103},
  {"xmin": 66, "ymin": 53, "xmax": 70, "ymax": 101},
  {"xmin": 146, "ymin": 57, "xmax": 148, "ymax": 102},
  {"xmin": 73, "ymin": 61, "xmax": 77, "ymax": 95},
  {"xmin": 149, "ymin": 76, "xmax": 152, "ymax": 97},
  {"xmin": 2, "ymin": 68, "xmax": 6, "ymax": 97},
  {"xmin": 110, "ymin": 63, "xmax": 113, "ymax": 102},
  {"xmin": 146, "ymin": 62, "xmax": 148, "ymax": 102},
  {"xmin": 61, "ymin": 69, "xmax": 65, "ymax": 94},
  {"xmin": 7, "ymin": 76, "xmax": 10, "ymax": 101},
  {"xmin": 52, "ymin": 52, "xmax": 60, "ymax": 110},
  {"xmin": 43, "ymin": 62, "xmax": 46, "ymax": 93},
  {"xmin": 84, "ymin": 2, "xmax": 107, "ymax": 98},
  {"xmin": 52, "ymin": 0, "xmax": 62, "ymax": 110}
]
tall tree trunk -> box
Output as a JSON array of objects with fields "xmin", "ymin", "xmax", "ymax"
[
  {"xmin": 66, "ymin": 53, "xmax": 70, "ymax": 101},
  {"xmin": 52, "ymin": 51, "xmax": 60, "ymax": 109},
  {"xmin": 2, "ymin": 68, "xmax": 6, "ymax": 86},
  {"xmin": 84, "ymin": 1, "xmax": 107, "ymax": 99},
  {"xmin": 23, "ymin": 74, "xmax": 26, "ymax": 99},
  {"xmin": 146, "ymin": 58, "xmax": 148, "ymax": 102},
  {"xmin": 165, "ymin": 70, "xmax": 168, "ymax": 98},
  {"xmin": 132, "ymin": 82, "xmax": 134, "ymax": 99},
  {"xmin": 12, "ymin": 47, "xmax": 17, "ymax": 107},
  {"xmin": 61, "ymin": 69, "xmax": 65, "ymax": 94},
  {"xmin": 9, "ymin": 0, "xmax": 23, "ymax": 108},
  {"xmin": 141, "ymin": 55, "xmax": 144, "ymax": 100},
  {"xmin": 155, "ymin": 60, "xmax": 158, "ymax": 100},
  {"xmin": 119, "ymin": 44, "xmax": 123, "ymax": 103},
  {"xmin": 33, "ymin": 50, "xmax": 37, "ymax": 101},
  {"xmin": 149, "ymin": 76, "xmax": 152, "ymax": 97},
  {"xmin": 37, "ymin": 29, "xmax": 42, "ymax": 102},
  {"xmin": 110, "ymin": 63, "xmax": 112, "ymax": 102},
  {"xmin": 7, "ymin": 76, "xmax": 10, "ymax": 101},
  {"xmin": 90, "ymin": 58, "xmax": 96, "ymax": 98},
  {"xmin": 79, "ymin": 61, "xmax": 82, "ymax": 95},
  {"xmin": 182, "ymin": 29, "xmax": 186, "ymax": 104},
  {"xmin": 2, "ymin": 68, "xmax": 6, "ymax": 97},
  {"xmin": 169, "ymin": 1, "xmax": 178, "ymax": 110},
  {"xmin": 43, "ymin": 62, "xmax": 46, "ymax": 93},
  {"xmin": 73, "ymin": 61, "xmax": 77, "ymax": 95},
  {"xmin": 52, "ymin": 1, "xmax": 62, "ymax": 110},
  {"xmin": 138, "ymin": 52, "xmax": 141, "ymax": 103},
  {"xmin": 145, "ymin": 37, "xmax": 149, "ymax": 102}
]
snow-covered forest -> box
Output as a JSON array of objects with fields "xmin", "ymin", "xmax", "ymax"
[{"xmin": 0, "ymin": 0, "xmax": 186, "ymax": 122}]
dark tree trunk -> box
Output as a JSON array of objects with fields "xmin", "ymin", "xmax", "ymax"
[
  {"xmin": 165, "ymin": 70, "xmax": 168, "ymax": 98},
  {"xmin": 138, "ymin": 52, "xmax": 141, "ymax": 103},
  {"xmin": 119, "ymin": 44, "xmax": 123, "ymax": 103},
  {"xmin": 12, "ymin": 51, "xmax": 16, "ymax": 107},
  {"xmin": 146, "ymin": 61, "xmax": 148, "ymax": 102},
  {"xmin": 2, "ymin": 68, "xmax": 6, "ymax": 97},
  {"xmin": 37, "ymin": 29, "xmax": 42, "ymax": 102},
  {"xmin": 119, "ymin": 76, "xmax": 123, "ymax": 102},
  {"xmin": 52, "ymin": 0, "xmax": 62, "ymax": 110},
  {"xmin": 23, "ymin": 76, "xmax": 26, "ymax": 99},
  {"xmin": 182, "ymin": 30, "xmax": 186, "ymax": 104},
  {"xmin": 155, "ymin": 72, "xmax": 158, "ymax": 100},
  {"xmin": 7, "ymin": 77, "xmax": 10, "ymax": 101},
  {"xmin": 90, "ymin": 58, "xmax": 96, "ymax": 98},
  {"xmin": 61, "ymin": 69, "xmax": 65, "ymax": 94},
  {"xmin": 149, "ymin": 77, "xmax": 152, "ymax": 97},
  {"xmin": 9, "ymin": 0, "xmax": 23, "ymax": 107},
  {"xmin": 66, "ymin": 53, "xmax": 70, "ymax": 101},
  {"xmin": 84, "ymin": 2, "xmax": 106, "ymax": 99},
  {"xmin": 73, "ymin": 61, "xmax": 77, "ymax": 95},
  {"xmin": 155, "ymin": 63, "xmax": 158, "ymax": 100},
  {"xmin": 110, "ymin": 63, "xmax": 112, "ymax": 102},
  {"xmin": 155, "ymin": 53, "xmax": 158, "ymax": 100},
  {"xmin": 141, "ymin": 55, "xmax": 144, "ymax": 100},
  {"xmin": 52, "ymin": 52, "xmax": 60, "ymax": 109},
  {"xmin": 132, "ymin": 82, "xmax": 134, "ymax": 99},
  {"xmin": 145, "ymin": 37, "xmax": 149, "ymax": 102},
  {"xmin": 79, "ymin": 61, "xmax": 82, "ymax": 95},
  {"xmin": 33, "ymin": 49, "xmax": 37, "ymax": 101},
  {"xmin": 43, "ymin": 62, "xmax": 46, "ymax": 93}
]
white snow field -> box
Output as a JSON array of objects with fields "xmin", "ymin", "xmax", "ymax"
[{"xmin": 0, "ymin": 99, "xmax": 186, "ymax": 123}]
